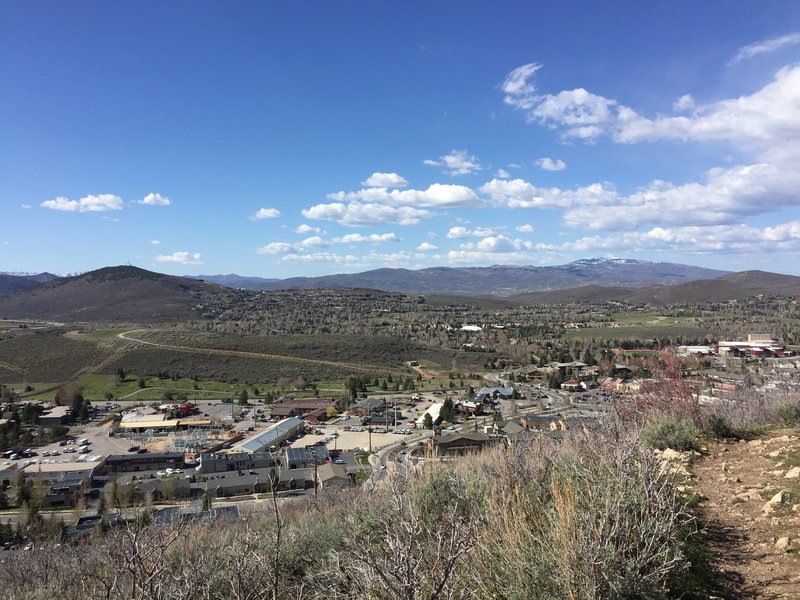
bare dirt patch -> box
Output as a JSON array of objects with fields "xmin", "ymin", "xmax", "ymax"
[{"xmin": 693, "ymin": 428, "xmax": 800, "ymax": 599}]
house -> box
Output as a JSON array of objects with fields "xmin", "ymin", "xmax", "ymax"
[
  {"xmin": 470, "ymin": 387, "xmax": 514, "ymax": 404},
  {"xmin": 519, "ymin": 414, "xmax": 565, "ymax": 431},
  {"xmin": 499, "ymin": 421, "xmax": 538, "ymax": 445},
  {"xmin": 560, "ymin": 378, "xmax": 582, "ymax": 392},
  {"xmin": 429, "ymin": 432, "xmax": 504, "ymax": 456},
  {"xmin": 316, "ymin": 463, "xmax": 352, "ymax": 489}
]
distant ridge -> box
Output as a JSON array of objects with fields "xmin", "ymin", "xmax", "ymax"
[
  {"xmin": 193, "ymin": 258, "xmax": 730, "ymax": 296},
  {"xmin": 0, "ymin": 263, "xmax": 797, "ymax": 322},
  {"xmin": 0, "ymin": 272, "xmax": 60, "ymax": 297},
  {"xmin": 0, "ymin": 265, "xmax": 223, "ymax": 322}
]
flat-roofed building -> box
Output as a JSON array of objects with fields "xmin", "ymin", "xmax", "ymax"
[
  {"xmin": 105, "ymin": 452, "xmax": 185, "ymax": 473},
  {"xmin": 228, "ymin": 417, "xmax": 304, "ymax": 454},
  {"xmin": 197, "ymin": 451, "xmax": 276, "ymax": 474}
]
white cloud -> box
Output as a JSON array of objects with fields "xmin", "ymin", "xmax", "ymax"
[
  {"xmin": 298, "ymin": 236, "xmax": 329, "ymax": 249},
  {"xmin": 558, "ymin": 221, "xmax": 800, "ymax": 255},
  {"xmin": 149, "ymin": 240, "xmax": 161, "ymax": 245},
  {"xmin": 41, "ymin": 194, "xmax": 124, "ymax": 212},
  {"xmin": 325, "ymin": 183, "xmax": 481, "ymax": 209},
  {"xmin": 561, "ymin": 162, "xmax": 800, "ymax": 230},
  {"xmin": 480, "ymin": 178, "xmax": 576, "ymax": 209},
  {"xmin": 729, "ymin": 32, "xmax": 800, "ymax": 65},
  {"xmin": 361, "ymin": 172, "xmax": 408, "ymax": 188},
  {"xmin": 334, "ymin": 233, "xmax": 401, "ymax": 244},
  {"xmin": 21, "ymin": 203, "xmax": 32, "ymax": 209},
  {"xmin": 506, "ymin": 63, "xmax": 800, "ymax": 145},
  {"xmin": 536, "ymin": 157, "xmax": 567, "ymax": 171},
  {"xmin": 496, "ymin": 168, "xmax": 510, "ymax": 178},
  {"xmin": 138, "ymin": 192, "xmax": 171, "ymax": 206},
  {"xmin": 501, "ymin": 62, "xmax": 542, "ymax": 110},
  {"xmin": 447, "ymin": 226, "xmax": 498, "ymax": 239},
  {"xmin": 295, "ymin": 224, "xmax": 323, "ymax": 234},
  {"xmin": 416, "ymin": 242, "xmax": 438, "ymax": 251},
  {"xmin": 672, "ymin": 94, "xmax": 695, "ymax": 112},
  {"xmin": 516, "ymin": 224, "xmax": 535, "ymax": 234},
  {"xmin": 156, "ymin": 251, "xmax": 202, "ymax": 265},
  {"xmin": 256, "ymin": 242, "xmax": 293, "ymax": 255},
  {"xmin": 423, "ymin": 149, "xmax": 483, "ymax": 176},
  {"xmin": 250, "ymin": 207, "xmax": 281, "ymax": 220},
  {"xmin": 302, "ymin": 202, "xmax": 434, "ymax": 227},
  {"xmin": 102, "ymin": 216, "xmax": 120, "ymax": 222}
]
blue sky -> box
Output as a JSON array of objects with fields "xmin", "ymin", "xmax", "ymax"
[{"xmin": 3, "ymin": 2, "xmax": 800, "ymax": 277}]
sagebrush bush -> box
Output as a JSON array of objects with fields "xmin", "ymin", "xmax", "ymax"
[
  {"xmin": 641, "ymin": 416, "xmax": 700, "ymax": 451},
  {"xmin": 774, "ymin": 401, "xmax": 800, "ymax": 425},
  {"xmin": 703, "ymin": 413, "xmax": 735, "ymax": 439}
]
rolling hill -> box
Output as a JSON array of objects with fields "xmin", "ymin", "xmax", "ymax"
[{"xmin": 0, "ymin": 266, "xmax": 226, "ymax": 322}]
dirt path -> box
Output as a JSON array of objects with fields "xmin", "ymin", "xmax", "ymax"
[
  {"xmin": 116, "ymin": 329, "xmax": 383, "ymax": 374},
  {"xmin": 692, "ymin": 429, "xmax": 800, "ymax": 599}
]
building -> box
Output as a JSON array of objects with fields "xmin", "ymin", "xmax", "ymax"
[
  {"xmin": 105, "ymin": 452, "xmax": 185, "ymax": 474},
  {"xmin": 429, "ymin": 432, "xmax": 503, "ymax": 456},
  {"xmin": 285, "ymin": 445, "xmax": 330, "ymax": 470},
  {"xmin": 39, "ymin": 405, "xmax": 72, "ymax": 427},
  {"xmin": 228, "ymin": 417, "xmax": 304, "ymax": 453},
  {"xmin": 269, "ymin": 397, "xmax": 339, "ymax": 421},
  {"xmin": 197, "ymin": 451, "xmax": 276, "ymax": 474},
  {"xmin": 519, "ymin": 414, "xmax": 565, "ymax": 431},
  {"xmin": 316, "ymin": 463, "xmax": 352, "ymax": 489},
  {"xmin": 717, "ymin": 335, "xmax": 794, "ymax": 358}
]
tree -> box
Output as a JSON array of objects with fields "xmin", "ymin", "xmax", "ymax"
[
  {"xmin": 111, "ymin": 480, "xmax": 121, "ymax": 510},
  {"xmin": 422, "ymin": 413, "xmax": 434, "ymax": 429},
  {"xmin": 201, "ymin": 489, "xmax": 212, "ymax": 512},
  {"xmin": 440, "ymin": 398, "xmax": 454, "ymax": 423},
  {"xmin": 138, "ymin": 378, "xmax": 147, "ymax": 389},
  {"xmin": 238, "ymin": 389, "xmax": 249, "ymax": 405},
  {"xmin": 116, "ymin": 367, "xmax": 126, "ymax": 384},
  {"xmin": 97, "ymin": 492, "xmax": 108, "ymax": 520}
]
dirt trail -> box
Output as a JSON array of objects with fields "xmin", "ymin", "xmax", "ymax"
[
  {"xmin": 692, "ymin": 428, "xmax": 800, "ymax": 599},
  {"xmin": 116, "ymin": 329, "xmax": 382, "ymax": 374}
]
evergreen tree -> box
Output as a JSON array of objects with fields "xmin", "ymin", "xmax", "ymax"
[{"xmin": 422, "ymin": 413, "xmax": 434, "ymax": 429}]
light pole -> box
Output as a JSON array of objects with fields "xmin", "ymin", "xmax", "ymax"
[{"xmin": 311, "ymin": 449, "xmax": 317, "ymax": 496}]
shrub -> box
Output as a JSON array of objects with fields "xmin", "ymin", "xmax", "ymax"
[
  {"xmin": 703, "ymin": 413, "xmax": 735, "ymax": 439},
  {"xmin": 774, "ymin": 401, "xmax": 800, "ymax": 425},
  {"xmin": 641, "ymin": 416, "xmax": 700, "ymax": 451}
]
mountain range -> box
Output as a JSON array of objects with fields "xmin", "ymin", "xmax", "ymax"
[
  {"xmin": 0, "ymin": 260, "xmax": 798, "ymax": 322},
  {"xmin": 192, "ymin": 258, "xmax": 730, "ymax": 296}
]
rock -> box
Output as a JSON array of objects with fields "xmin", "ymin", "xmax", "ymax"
[
  {"xmin": 721, "ymin": 461, "xmax": 729, "ymax": 472},
  {"xmin": 767, "ymin": 450, "xmax": 782, "ymax": 458},
  {"xmin": 662, "ymin": 448, "xmax": 682, "ymax": 461},
  {"xmin": 770, "ymin": 469, "xmax": 785, "ymax": 477},
  {"xmin": 784, "ymin": 466, "xmax": 800, "ymax": 479},
  {"xmin": 763, "ymin": 490, "xmax": 790, "ymax": 514},
  {"xmin": 775, "ymin": 537, "xmax": 791, "ymax": 551}
]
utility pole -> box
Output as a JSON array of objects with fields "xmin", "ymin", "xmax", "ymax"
[
  {"xmin": 368, "ymin": 404, "xmax": 372, "ymax": 453},
  {"xmin": 311, "ymin": 449, "xmax": 318, "ymax": 495}
]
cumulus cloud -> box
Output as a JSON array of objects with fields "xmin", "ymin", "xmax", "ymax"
[
  {"xmin": 361, "ymin": 172, "xmax": 408, "ymax": 188},
  {"xmin": 250, "ymin": 207, "xmax": 281, "ymax": 220},
  {"xmin": 480, "ymin": 178, "xmax": 576, "ymax": 209},
  {"xmin": 502, "ymin": 62, "xmax": 800, "ymax": 145},
  {"xmin": 729, "ymin": 32, "xmax": 800, "ymax": 65},
  {"xmin": 138, "ymin": 192, "xmax": 171, "ymax": 206},
  {"xmin": 302, "ymin": 202, "xmax": 433, "ymax": 227},
  {"xmin": 423, "ymin": 149, "xmax": 483, "ymax": 176},
  {"xmin": 447, "ymin": 226, "xmax": 498, "ymax": 239},
  {"xmin": 295, "ymin": 224, "xmax": 323, "ymax": 234},
  {"xmin": 416, "ymin": 242, "xmax": 438, "ymax": 251},
  {"xmin": 334, "ymin": 233, "xmax": 401, "ymax": 244},
  {"xmin": 325, "ymin": 183, "xmax": 482, "ymax": 209},
  {"xmin": 256, "ymin": 242, "xmax": 294, "ymax": 254},
  {"xmin": 41, "ymin": 194, "xmax": 124, "ymax": 212},
  {"xmin": 536, "ymin": 157, "xmax": 567, "ymax": 171},
  {"xmin": 558, "ymin": 221, "xmax": 800, "ymax": 255},
  {"xmin": 516, "ymin": 224, "xmax": 535, "ymax": 234},
  {"xmin": 673, "ymin": 94, "xmax": 695, "ymax": 112},
  {"xmin": 156, "ymin": 251, "xmax": 202, "ymax": 265},
  {"xmin": 496, "ymin": 168, "xmax": 511, "ymax": 178}
]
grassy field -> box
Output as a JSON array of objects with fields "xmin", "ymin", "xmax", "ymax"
[{"xmin": 566, "ymin": 314, "xmax": 713, "ymax": 342}]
